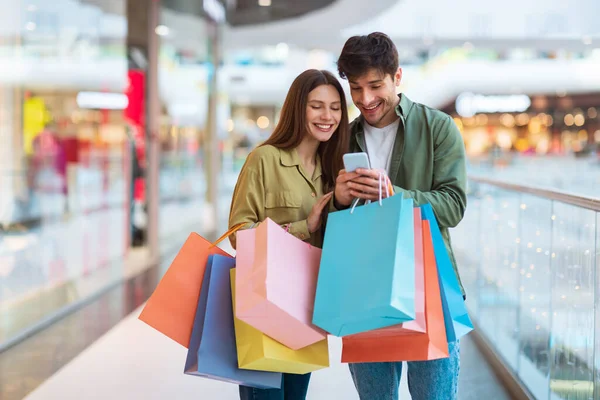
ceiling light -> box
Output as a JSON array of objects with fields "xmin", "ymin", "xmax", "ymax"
[
  {"xmin": 76, "ymin": 92, "xmax": 129, "ymax": 110},
  {"xmin": 574, "ymin": 114, "xmax": 585, "ymax": 127},
  {"xmin": 155, "ymin": 25, "xmax": 170, "ymax": 36},
  {"xmin": 564, "ymin": 114, "xmax": 574, "ymax": 126},
  {"xmin": 257, "ymin": 116, "xmax": 270, "ymax": 129},
  {"xmin": 204, "ymin": 0, "xmax": 226, "ymax": 23},
  {"xmin": 275, "ymin": 42, "xmax": 289, "ymax": 58},
  {"xmin": 258, "ymin": 0, "xmax": 271, "ymax": 6}
]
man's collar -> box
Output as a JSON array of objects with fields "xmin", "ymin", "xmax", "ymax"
[{"xmin": 396, "ymin": 92, "xmax": 413, "ymax": 117}]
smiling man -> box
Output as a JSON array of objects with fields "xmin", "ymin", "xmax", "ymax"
[{"xmin": 333, "ymin": 32, "xmax": 467, "ymax": 400}]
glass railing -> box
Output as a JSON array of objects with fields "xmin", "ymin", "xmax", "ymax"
[{"xmin": 453, "ymin": 176, "xmax": 600, "ymax": 400}]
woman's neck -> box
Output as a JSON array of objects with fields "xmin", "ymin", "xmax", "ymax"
[{"xmin": 296, "ymin": 136, "xmax": 320, "ymax": 167}]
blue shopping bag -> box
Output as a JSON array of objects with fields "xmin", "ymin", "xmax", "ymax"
[
  {"xmin": 420, "ymin": 204, "xmax": 473, "ymax": 341},
  {"xmin": 313, "ymin": 196, "xmax": 416, "ymax": 336},
  {"xmin": 184, "ymin": 255, "xmax": 282, "ymax": 389}
]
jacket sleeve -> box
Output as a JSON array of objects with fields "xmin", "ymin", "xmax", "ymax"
[
  {"xmin": 393, "ymin": 116, "xmax": 467, "ymax": 228},
  {"xmin": 228, "ymin": 159, "xmax": 264, "ymax": 250}
]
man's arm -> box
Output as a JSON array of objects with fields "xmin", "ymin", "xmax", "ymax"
[{"xmin": 393, "ymin": 117, "xmax": 467, "ymax": 228}]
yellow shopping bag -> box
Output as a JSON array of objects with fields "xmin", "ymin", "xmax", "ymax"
[{"xmin": 230, "ymin": 270, "xmax": 330, "ymax": 374}]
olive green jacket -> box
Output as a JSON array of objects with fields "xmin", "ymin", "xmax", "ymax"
[
  {"xmin": 349, "ymin": 94, "xmax": 467, "ymax": 294},
  {"xmin": 228, "ymin": 145, "xmax": 329, "ymax": 250}
]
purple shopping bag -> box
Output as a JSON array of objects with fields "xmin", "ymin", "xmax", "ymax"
[{"xmin": 184, "ymin": 255, "xmax": 282, "ymax": 389}]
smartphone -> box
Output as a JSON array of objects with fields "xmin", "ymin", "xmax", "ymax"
[{"xmin": 343, "ymin": 152, "xmax": 371, "ymax": 173}]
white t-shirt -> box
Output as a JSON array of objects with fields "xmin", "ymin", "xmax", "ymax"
[{"xmin": 364, "ymin": 119, "xmax": 399, "ymax": 174}]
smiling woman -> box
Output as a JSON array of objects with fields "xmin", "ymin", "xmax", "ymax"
[
  {"xmin": 306, "ymin": 85, "xmax": 343, "ymax": 142},
  {"xmin": 228, "ymin": 67, "xmax": 350, "ymax": 400}
]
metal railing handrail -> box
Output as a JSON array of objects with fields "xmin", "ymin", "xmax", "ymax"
[{"xmin": 469, "ymin": 175, "xmax": 600, "ymax": 212}]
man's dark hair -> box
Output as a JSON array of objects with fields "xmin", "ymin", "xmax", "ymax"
[{"xmin": 337, "ymin": 32, "xmax": 399, "ymax": 80}]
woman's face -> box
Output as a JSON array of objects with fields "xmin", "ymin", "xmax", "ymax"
[{"xmin": 305, "ymin": 84, "xmax": 342, "ymax": 143}]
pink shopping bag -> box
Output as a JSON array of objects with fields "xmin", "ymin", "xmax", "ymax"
[{"xmin": 236, "ymin": 218, "xmax": 327, "ymax": 350}]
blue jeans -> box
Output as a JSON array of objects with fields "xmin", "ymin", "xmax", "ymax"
[
  {"xmin": 348, "ymin": 340, "xmax": 460, "ymax": 400},
  {"xmin": 239, "ymin": 373, "xmax": 311, "ymax": 400}
]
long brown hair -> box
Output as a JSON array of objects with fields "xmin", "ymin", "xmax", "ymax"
[{"xmin": 262, "ymin": 69, "xmax": 349, "ymax": 192}]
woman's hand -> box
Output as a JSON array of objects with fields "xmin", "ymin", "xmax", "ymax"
[{"xmin": 307, "ymin": 192, "xmax": 334, "ymax": 233}]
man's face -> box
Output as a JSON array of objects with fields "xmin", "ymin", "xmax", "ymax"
[{"xmin": 348, "ymin": 68, "xmax": 402, "ymax": 128}]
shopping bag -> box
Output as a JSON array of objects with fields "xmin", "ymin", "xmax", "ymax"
[
  {"xmin": 236, "ymin": 219, "xmax": 326, "ymax": 350},
  {"xmin": 313, "ymin": 196, "xmax": 416, "ymax": 336},
  {"xmin": 184, "ymin": 255, "xmax": 281, "ymax": 389},
  {"xmin": 420, "ymin": 204, "xmax": 473, "ymax": 341},
  {"xmin": 138, "ymin": 224, "xmax": 244, "ymax": 348},
  {"xmin": 344, "ymin": 208, "xmax": 427, "ymax": 340},
  {"xmin": 231, "ymin": 269, "xmax": 330, "ymax": 374},
  {"xmin": 341, "ymin": 220, "xmax": 449, "ymax": 362}
]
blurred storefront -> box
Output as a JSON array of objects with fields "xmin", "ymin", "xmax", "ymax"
[
  {"xmin": 227, "ymin": 104, "xmax": 279, "ymax": 169},
  {"xmin": 443, "ymin": 92, "xmax": 600, "ymax": 166},
  {"xmin": 156, "ymin": 5, "xmax": 227, "ymax": 250},
  {"xmin": 0, "ymin": 0, "xmax": 131, "ymax": 349},
  {"xmin": 0, "ymin": 0, "xmax": 226, "ymax": 351}
]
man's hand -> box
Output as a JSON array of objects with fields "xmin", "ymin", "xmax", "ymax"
[
  {"xmin": 348, "ymin": 168, "xmax": 393, "ymax": 202},
  {"xmin": 334, "ymin": 169, "xmax": 361, "ymax": 207}
]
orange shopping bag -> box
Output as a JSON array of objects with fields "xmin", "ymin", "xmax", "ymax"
[
  {"xmin": 341, "ymin": 219, "xmax": 449, "ymax": 362},
  {"xmin": 138, "ymin": 224, "xmax": 244, "ymax": 348}
]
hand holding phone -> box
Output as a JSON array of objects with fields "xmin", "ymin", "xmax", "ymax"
[
  {"xmin": 343, "ymin": 152, "xmax": 371, "ymax": 173},
  {"xmin": 340, "ymin": 152, "xmax": 394, "ymax": 203}
]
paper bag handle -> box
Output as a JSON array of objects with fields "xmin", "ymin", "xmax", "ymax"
[
  {"xmin": 209, "ymin": 222, "xmax": 247, "ymax": 248},
  {"xmin": 350, "ymin": 171, "xmax": 391, "ymax": 214}
]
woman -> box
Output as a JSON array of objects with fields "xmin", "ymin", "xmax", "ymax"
[{"xmin": 229, "ymin": 69, "xmax": 350, "ymax": 399}]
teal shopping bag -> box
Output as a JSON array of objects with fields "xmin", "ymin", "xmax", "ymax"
[
  {"xmin": 420, "ymin": 204, "xmax": 473, "ymax": 341},
  {"xmin": 313, "ymin": 196, "xmax": 416, "ymax": 336}
]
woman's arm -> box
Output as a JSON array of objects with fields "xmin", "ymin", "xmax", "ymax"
[{"xmin": 228, "ymin": 161, "xmax": 264, "ymax": 250}]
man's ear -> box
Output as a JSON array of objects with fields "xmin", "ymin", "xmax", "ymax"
[{"xmin": 394, "ymin": 68, "xmax": 403, "ymax": 87}]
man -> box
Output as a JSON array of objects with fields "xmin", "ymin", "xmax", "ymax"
[{"xmin": 333, "ymin": 32, "xmax": 467, "ymax": 400}]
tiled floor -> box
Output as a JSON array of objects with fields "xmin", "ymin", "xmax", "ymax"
[
  {"xmin": 1, "ymin": 255, "xmax": 512, "ymax": 400},
  {"xmin": 18, "ymin": 303, "xmax": 512, "ymax": 400},
  {"xmin": 458, "ymin": 336, "xmax": 513, "ymax": 400},
  {"xmin": 0, "ymin": 260, "xmax": 162, "ymax": 400}
]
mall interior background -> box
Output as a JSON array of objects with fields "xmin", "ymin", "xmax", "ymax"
[{"xmin": 0, "ymin": 1, "xmax": 599, "ymax": 399}]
